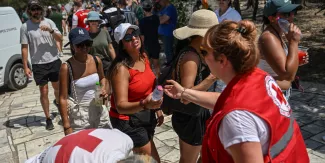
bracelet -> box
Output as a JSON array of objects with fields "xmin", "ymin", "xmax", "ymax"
[
  {"xmin": 140, "ymin": 99, "xmax": 149, "ymax": 110},
  {"xmin": 180, "ymin": 88, "xmax": 187, "ymax": 103},
  {"xmin": 64, "ymin": 127, "xmax": 71, "ymax": 131}
]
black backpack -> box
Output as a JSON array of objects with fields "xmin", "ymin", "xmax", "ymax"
[{"xmin": 102, "ymin": 7, "xmax": 126, "ymax": 33}]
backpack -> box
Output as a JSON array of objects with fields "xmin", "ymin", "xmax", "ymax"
[
  {"xmin": 102, "ymin": 7, "xmax": 126, "ymax": 34},
  {"xmin": 159, "ymin": 46, "xmax": 206, "ymax": 116}
]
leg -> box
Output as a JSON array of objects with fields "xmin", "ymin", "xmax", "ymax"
[
  {"xmin": 51, "ymin": 81, "xmax": 59, "ymax": 103},
  {"xmin": 179, "ymin": 139, "xmax": 201, "ymax": 163},
  {"xmin": 62, "ymin": 20, "xmax": 67, "ymax": 35},
  {"xmin": 133, "ymin": 140, "xmax": 160, "ymax": 163},
  {"xmin": 39, "ymin": 84, "xmax": 50, "ymax": 119},
  {"xmin": 163, "ymin": 35, "xmax": 174, "ymax": 64}
]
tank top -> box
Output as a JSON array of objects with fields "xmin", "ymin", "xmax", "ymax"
[{"xmin": 109, "ymin": 58, "xmax": 156, "ymax": 120}]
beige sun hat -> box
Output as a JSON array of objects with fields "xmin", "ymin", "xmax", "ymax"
[{"xmin": 173, "ymin": 9, "xmax": 219, "ymax": 40}]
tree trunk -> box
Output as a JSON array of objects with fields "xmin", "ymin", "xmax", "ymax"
[
  {"xmin": 233, "ymin": 0, "xmax": 241, "ymax": 15},
  {"xmin": 252, "ymin": 0, "xmax": 259, "ymax": 20}
]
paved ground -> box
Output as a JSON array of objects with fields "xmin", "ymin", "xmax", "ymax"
[{"xmin": 1, "ymin": 38, "xmax": 325, "ymax": 163}]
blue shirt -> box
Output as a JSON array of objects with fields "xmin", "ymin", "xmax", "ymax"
[{"xmin": 158, "ymin": 4, "xmax": 177, "ymax": 36}]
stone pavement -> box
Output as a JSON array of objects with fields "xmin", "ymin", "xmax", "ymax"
[{"xmin": 0, "ymin": 37, "xmax": 325, "ymax": 163}]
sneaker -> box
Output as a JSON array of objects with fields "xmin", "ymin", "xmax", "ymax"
[
  {"xmin": 64, "ymin": 32, "xmax": 67, "ymax": 36},
  {"xmin": 46, "ymin": 118, "xmax": 54, "ymax": 130},
  {"xmin": 59, "ymin": 52, "xmax": 64, "ymax": 57}
]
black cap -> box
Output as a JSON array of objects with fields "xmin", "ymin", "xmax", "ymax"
[
  {"xmin": 28, "ymin": 0, "xmax": 42, "ymax": 9},
  {"xmin": 142, "ymin": 0, "xmax": 153, "ymax": 9},
  {"xmin": 68, "ymin": 27, "xmax": 92, "ymax": 45}
]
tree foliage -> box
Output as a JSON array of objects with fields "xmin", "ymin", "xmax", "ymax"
[{"xmin": 0, "ymin": 0, "xmax": 71, "ymax": 10}]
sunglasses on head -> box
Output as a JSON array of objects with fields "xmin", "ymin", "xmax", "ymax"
[
  {"xmin": 76, "ymin": 41, "xmax": 92, "ymax": 48},
  {"xmin": 123, "ymin": 29, "xmax": 140, "ymax": 42}
]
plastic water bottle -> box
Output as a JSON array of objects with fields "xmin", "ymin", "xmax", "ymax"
[
  {"xmin": 95, "ymin": 82, "xmax": 102, "ymax": 106},
  {"xmin": 152, "ymin": 85, "xmax": 163, "ymax": 101},
  {"xmin": 278, "ymin": 18, "xmax": 302, "ymax": 38}
]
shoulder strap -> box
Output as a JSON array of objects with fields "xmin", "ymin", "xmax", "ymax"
[
  {"xmin": 65, "ymin": 61, "xmax": 78, "ymax": 105},
  {"xmin": 93, "ymin": 55, "xmax": 99, "ymax": 70},
  {"xmin": 176, "ymin": 46, "xmax": 202, "ymax": 83}
]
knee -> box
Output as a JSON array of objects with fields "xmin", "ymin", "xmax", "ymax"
[{"xmin": 39, "ymin": 87, "xmax": 49, "ymax": 98}]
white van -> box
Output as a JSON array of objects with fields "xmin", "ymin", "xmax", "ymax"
[{"xmin": 0, "ymin": 7, "xmax": 31, "ymax": 90}]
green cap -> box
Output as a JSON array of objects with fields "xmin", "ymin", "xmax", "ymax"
[
  {"xmin": 263, "ymin": 0, "xmax": 301, "ymax": 17},
  {"xmin": 96, "ymin": 82, "xmax": 100, "ymax": 85}
]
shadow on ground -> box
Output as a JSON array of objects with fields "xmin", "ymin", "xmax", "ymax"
[{"xmin": 3, "ymin": 112, "xmax": 59, "ymax": 129}]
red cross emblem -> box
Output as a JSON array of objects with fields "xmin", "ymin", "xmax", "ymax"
[
  {"xmin": 53, "ymin": 129, "xmax": 103, "ymax": 163},
  {"xmin": 272, "ymin": 84, "xmax": 287, "ymax": 105},
  {"xmin": 265, "ymin": 76, "xmax": 291, "ymax": 117}
]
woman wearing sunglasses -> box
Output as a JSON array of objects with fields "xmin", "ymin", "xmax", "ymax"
[
  {"xmin": 171, "ymin": 10, "xmax": 218, "ymax": 163},
  {"xmin": 87, "ymin": 11, "xmax": 116, "ymax": 102},
  {"xmin": 258, "ymin": 0, "xmax": 306, "ymax": 99},
  {"xmin": 164, "ymin": 20, "xmax": 309, "ymax": 163},
  {"xmin": 107, "ymin": 23, "xmax": 164, "ymax": 162},
  {"xmin": 215, "ymin": 0, "xmax": 241, "ymax": 23},
  {"xmin": 59, "ymin": 27, "xmax": 109, "ymax": 135}
]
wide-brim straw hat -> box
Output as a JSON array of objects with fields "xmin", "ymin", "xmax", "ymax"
[{"xmin": 173, "ymin": 9, "xmax": 219, "ymax": 40}]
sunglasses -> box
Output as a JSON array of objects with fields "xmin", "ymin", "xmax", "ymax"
[
  {"xmin": 123, "ymin": 29, "xmax": 140, "ymax": 42},
  {"xmin": 30, "ymin": 7, "xmax": 42, "ymax": 11},
  {"xmin": 76, "ymin": 41, "xmax": 92, "ymax": 48},
  {"xmin": 279, "ymin": 12, "xmax": 294, "ymax": 18},
  {"xmin": 88, "ymin": 20, "xmax": 99, "ymax": 23},
  {"xmin": 200, "ymin": 46, "xmax": 208, "ymax": 57}
]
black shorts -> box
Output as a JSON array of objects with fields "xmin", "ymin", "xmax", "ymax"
[
  {"xmin": 172, "ymin": 109, "xmax": 211, "ymax": 146},
  {"xmin": 32, "ymin": 59, "xmax": 62, "ymax": 86},
  {"xmin": 110, "ymin": 111, "xmax": 157, "ymax": 148}
]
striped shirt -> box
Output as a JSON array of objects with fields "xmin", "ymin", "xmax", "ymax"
[{"xmin": 121, "ymin": 8, "xmax": 137, "ymax": 25}]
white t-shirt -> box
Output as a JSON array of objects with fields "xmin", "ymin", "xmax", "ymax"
[
  {"xmin": 215, "ymin": 7, "xmax": 242, "ymax": 23},
  {"xmin": 218, "ymin": 110, "xmax": 270, "ymax": 155},
  {"xmin": 25, "ymin": 129, "xmax": 133, "ymax": 163}
]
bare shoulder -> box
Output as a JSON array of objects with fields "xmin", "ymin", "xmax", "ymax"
[{"xmin": 181, "ymin": 51, "xmax": 200, "ymax": 64}]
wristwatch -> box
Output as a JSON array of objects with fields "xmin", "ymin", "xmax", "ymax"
[{"xmin": 50, "ymin": 29, "xmax": 54, "ymax": 34}]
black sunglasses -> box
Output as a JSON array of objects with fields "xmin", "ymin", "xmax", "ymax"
[
  {"xmin": 30, "ymin": 7, "xmax": 42, "ymax": 11},
  {"xmin": 200, "ymin": 46, "xmax": 208, "ymax": 57},
  {"xmin": 88, "ymin": 20, "xmax": 99, "ymax": 22},
  {"xmin": 76, "ymin": 41, "xmax": 92, "ymax": 48},
  {"xmin": 123, "ymin": 29, "xmax": 140, "ymax": 42}
]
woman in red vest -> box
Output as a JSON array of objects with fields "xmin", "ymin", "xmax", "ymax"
[{"xmin": 164, "ymin": 20, "xmax": 309, "ymax": 163}]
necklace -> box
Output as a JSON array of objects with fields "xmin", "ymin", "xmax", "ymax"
[{"xmin": 73, "ymin": 55, "xmax": 88, "ymax": 64}]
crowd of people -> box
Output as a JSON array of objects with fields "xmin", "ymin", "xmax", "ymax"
[{"xmin": 20, "ymin": 0, "xmax": 310, "ymax": 162}]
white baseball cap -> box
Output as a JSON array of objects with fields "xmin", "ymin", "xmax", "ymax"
[{"xmin": 114, "ymin": 23, "xmax": 139, "ymax": 44}]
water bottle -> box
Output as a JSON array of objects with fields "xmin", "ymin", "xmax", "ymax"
[
  {"xmin": 278, "ymin": 18, "xmax": 302, "ymax": 38},
  {"xmin": 152, "ymin": 85, "xmax": 163, "ymax": 101},
  {"xmin": 95, "ymin": 81, "xmax": 102, "ymax": 106}
]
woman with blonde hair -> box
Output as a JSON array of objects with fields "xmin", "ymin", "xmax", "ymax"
[{"xmin": 164, "ymin": 20, "xmax": 309, "ymax": 162}]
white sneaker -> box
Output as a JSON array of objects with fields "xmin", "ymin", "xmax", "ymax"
[{"xmin": 59, "ymin": 52, "xmax": 63, "ymax": 57}]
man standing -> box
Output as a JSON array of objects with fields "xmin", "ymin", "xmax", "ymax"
[
  {"xmin": 48, "ymin": 6, "xmax": 64, "ymax": 57},
  {"xmin": 158, "ymin": 0, "xmax": 177, "ymax": 64},
  {"xmin": 72, "ymin": 0, "xmax": 90, "ymax": 30},
  {"xmin": 21, "ymin": 0, "xmax": 62, "ymax": 130}
]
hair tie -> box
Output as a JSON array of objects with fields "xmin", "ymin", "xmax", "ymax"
[{"xmin": 236, "ymin": 26, "xmax": 247, "ymax": 34}]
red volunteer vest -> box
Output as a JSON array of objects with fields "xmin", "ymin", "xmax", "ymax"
[
  {"xmin": 75, "ymin": 9, "xmax": 90, "ymax": 30},
  {"xmin": 202, "ymin": 68, "xmax": 309, "ymax": 163}
]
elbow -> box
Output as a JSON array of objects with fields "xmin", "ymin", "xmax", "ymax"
[{"xmin": 116, "ymin": 104, "xmax": 127, "ymax": 114}]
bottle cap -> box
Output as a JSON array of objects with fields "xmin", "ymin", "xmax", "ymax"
[
  {"xmin": 96, "ymin": 81, "xmax": 100, "ymax": 85},
  {"xmin": 157, "ymin": 85, "xmax": 163, "ymax": 91}
]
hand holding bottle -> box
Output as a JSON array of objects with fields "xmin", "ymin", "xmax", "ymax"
[{"xmin": 278, "ymin": 18, "xmax": 301, "ymax": 43}]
